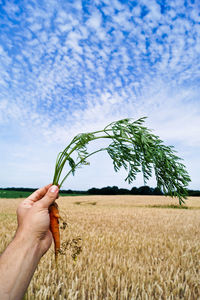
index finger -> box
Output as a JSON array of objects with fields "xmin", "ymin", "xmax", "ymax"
[{"xmin": 26, "ymin": 184, "xmax": 52, "ymax": 203}]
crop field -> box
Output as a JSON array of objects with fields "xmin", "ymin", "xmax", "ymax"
[
  {"xmin": 0, "ymin": 195, "xmax": 200, "ymax": 299},
  {"xmin": 0, "ymin": 190, "xmax": 85, "ymax": 198}
]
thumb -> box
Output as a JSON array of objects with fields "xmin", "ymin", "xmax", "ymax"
[{"xmin": 39, "ymin": 185, "xmax": 59, "ymax": 208}]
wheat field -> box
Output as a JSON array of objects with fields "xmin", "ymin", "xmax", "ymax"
[{"xmin": 0, "ymin": 195, "xmax": 200, "ymax": 299}]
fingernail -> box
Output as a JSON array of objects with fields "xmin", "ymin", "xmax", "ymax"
[{"xmin": 50, "ymin": 185, "xmax": 58, "ymax": 193}]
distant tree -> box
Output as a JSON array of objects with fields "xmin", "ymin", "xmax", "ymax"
[
  {"xmin": 130, "ymin": 187, "xmax": 139, "ymax": 195},
  {"xmin": 153, "ymin": 187, "xmax": 163, "ymax": 195},
  {"xmin": 112, "ymin": 186, "xmax": 119, "ymax": 194},
  {"xmin": 187, "ymin": 190, "xmax": 200, "ymax": 196},
  {"xmin": 118, "ymin": 188, "xmax": 130, "ymax": 195},
  {"xmin": 100, "ymin": 186, "xmax": 119, "ymax": 195},
  {"xmin": 137, "ymin": 186, "xmax": 153, "ymax": 195},
  {"xmin": 88, "ymin": 188, "xmax": 99, "ymax": 195},
  {"xmin": 60, "ymin": 189, "xmax": 74, "ymax": 194}
]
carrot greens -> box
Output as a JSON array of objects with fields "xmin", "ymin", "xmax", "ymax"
[{"xmin": 52, "ymin": 117, "xmax": 190, "ymax": 204}]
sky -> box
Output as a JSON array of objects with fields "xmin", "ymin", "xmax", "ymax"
[{"xmin": 0, "ymin": 0, "xmax": 200, "ymax": 190}]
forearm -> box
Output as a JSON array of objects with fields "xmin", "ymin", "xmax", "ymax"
[{"xmin": 0, "ymin": 232, "xmax": 42, "ymax": 300}]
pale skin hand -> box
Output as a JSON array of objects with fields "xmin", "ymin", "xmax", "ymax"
[{"xmin": 0, "ymin": 184, "xmax": 59, "ymax": 300}]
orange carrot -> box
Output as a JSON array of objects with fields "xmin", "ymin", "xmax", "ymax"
[{"xmin": 49, "ymin": 202, "xmax": 60, "ymax": 262}]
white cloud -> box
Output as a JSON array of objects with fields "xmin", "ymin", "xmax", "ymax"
[
  {"xmin": 29, "ymin": 22, "xmax": 42, "ymax": 32},
  {"xmin": 3, "ymin": 2, "xmax": 20, "ymax": 17},
  {"xmin": 59, "ymin": 23, "xmax": 72, "ymax": 33},
  {"xmin": 0, "ymin": 0, "xmax": 200, "ymax": 189},
  {"xmin": 148, "ymin": 0, "xmax": 161, "ymax": 20},
  {"xmin": 87, "ymin": 11, "xmax": 102, "ymax": 30}
]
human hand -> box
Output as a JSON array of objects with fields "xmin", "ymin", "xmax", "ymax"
[{"xmin": 16, "ymin": 184, "xmax": 59, "ymax": 257}]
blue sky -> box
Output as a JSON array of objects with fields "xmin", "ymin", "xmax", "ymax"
[{"xmin": 0, "ymin": 0, "xmax": 200, "ymax": 190}]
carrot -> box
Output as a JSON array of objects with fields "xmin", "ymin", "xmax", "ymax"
[
  {"xmin": 51, "ymin": 117, "xmax": 191, "ymax": 263},
  {"xmin": 49, "ymin": 202, "xmax": 60, "ymax": 263}
]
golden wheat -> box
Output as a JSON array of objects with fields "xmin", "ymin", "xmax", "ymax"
[{"xmin": 0, "ymin": 196, "xmax": 200, "ymax": 299}]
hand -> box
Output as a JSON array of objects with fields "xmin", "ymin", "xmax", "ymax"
[{"xmin": 16, "ymin": 184, "xmax": 59, "ymax": 257}]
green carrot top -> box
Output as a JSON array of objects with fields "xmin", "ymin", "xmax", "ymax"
[{"xmin": 53, "ymin": 117, "xmax": 190, "ymax": 204}]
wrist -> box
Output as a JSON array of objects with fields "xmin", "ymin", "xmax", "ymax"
[{"xmin": 14, "ymin": 229, "xmax": 43, "ymax": 260}]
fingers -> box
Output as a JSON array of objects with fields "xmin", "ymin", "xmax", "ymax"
[
  {"xmin": 39, "ymin": 185, "xmax": 59, "ymax": 208},
  {"xmin": 27, "ymin": 184, "xmax": 52, "ymax": 202}
]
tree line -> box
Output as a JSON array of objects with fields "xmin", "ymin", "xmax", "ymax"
[
  {"xmin": 1, "ymin": 186, "xmax": 200, "ymax": 196},
  {"xmin": 87, "ymin": 186, "xmax": 200, "ymax": 196}
]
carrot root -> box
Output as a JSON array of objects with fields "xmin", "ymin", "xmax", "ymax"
[{"xmin": 49, "ymin": 202, "xmax": 60, "ymax": 263}]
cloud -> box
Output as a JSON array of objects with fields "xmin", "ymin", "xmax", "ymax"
[
  {"xmin": 87, "ymin": 10, "xmax": 102, "ymax": 29},
  {"xmin": 0, "ymin": 0, "xmax": 200, "ymax": 189}
]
